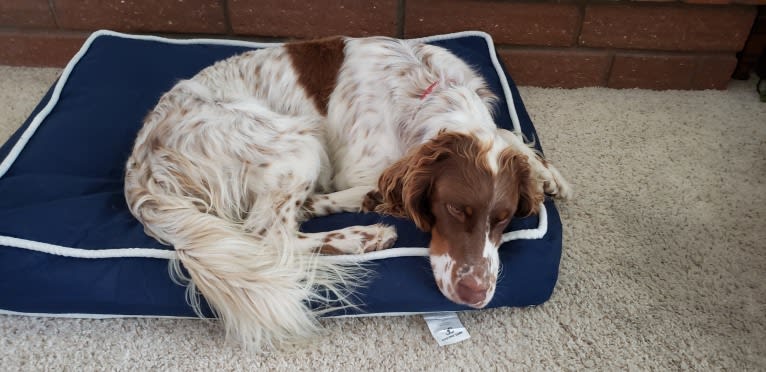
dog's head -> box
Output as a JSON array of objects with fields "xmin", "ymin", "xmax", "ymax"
[{"xmin": 376, "ymin": 130, "xmax": 543, "ymax": 308}]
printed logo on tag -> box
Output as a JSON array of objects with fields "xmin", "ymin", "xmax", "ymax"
[{"xmin": 423, "ymin": 312, "xmax": 471, "ymax": 346}]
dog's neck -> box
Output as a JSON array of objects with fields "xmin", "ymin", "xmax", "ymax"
[{"xmin": 400, "ymin": 82, "xmax": 497, "ymax": 151}]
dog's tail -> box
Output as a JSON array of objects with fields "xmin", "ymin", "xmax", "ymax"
[{"xmin": 126, "ymin": 185, "xmax": 365, "ymax": 352}]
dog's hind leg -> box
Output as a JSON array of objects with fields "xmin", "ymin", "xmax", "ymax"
[{"xmin": 295, "ymin": 224, "xmax": 397, "ymax": 255}]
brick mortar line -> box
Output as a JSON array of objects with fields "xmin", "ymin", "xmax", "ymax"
[
  {"xmin": 400, "ymin": 0, "xmax": 756, "ymax": 6},
  {"xmin": 603, "ymin": 52, "xmax": 616, "ymax": 87},
  {"xmin": 0, "ymin": 28, "xmax": 90, "ymax": 37},
  {"xmin": 0, "ymin": 28, "xmax": 287, "ymax": 43},
  {"xmin": 47, "ymin": 0, "xmax": 60, "ymax": 29},
  {"xmin": 516, "ymin": 0, "xmax": 758, "ymax": 5},
  {"xmin": 494, "ymin": 45, "xmax": 737, "ymax": 57},
  {"xmin": 221, "ymin": 0, "xmax": 233, "ymax": 35},
  {"xmin": 0, "ymin": 28, "xmax": 742, "ymax": 59},
  {"xmin": 396, "ymin": 0, "xmax": 405, "ymax": 39},
  {"xmin": 573, "ymin": 4, "xmax": 585, "ymax": 47},
  {"xmin": 582, "ymin": 1, "xmax": 757, "ymax": 10}
]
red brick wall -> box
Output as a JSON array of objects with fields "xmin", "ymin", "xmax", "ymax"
[{"xmin": 0, "ymin": 0, "xmax": 760, "ymax": 90}]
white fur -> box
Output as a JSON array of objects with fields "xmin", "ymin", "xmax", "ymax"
[
  {"xmin": 483, "ymin": 231, "xmax": 500, "ymax": 308},
  {"xmin": 429, "ymin": 253, "xmax": 456, "ymax": 300}
]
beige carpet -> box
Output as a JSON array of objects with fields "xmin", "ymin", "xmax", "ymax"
[{"xmin": 1, "ymin": 65, "xmax": 764, "ymax": 370}]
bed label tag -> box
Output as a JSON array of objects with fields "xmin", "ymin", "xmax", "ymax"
[{"xmin": 423, "ymin": 312, "xmax": 471, "ymax": 346}]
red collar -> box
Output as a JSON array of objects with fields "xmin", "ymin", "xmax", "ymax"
[{"xmin": 420, "ymin": 81, "xmax": 439, "ymax": 100}]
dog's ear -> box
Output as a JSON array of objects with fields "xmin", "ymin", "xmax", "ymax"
[
  {"xmin": 499, "ymin": 149, "xmax": 544, "ymax": 217},
  {"xmin": 376, "ymin": 149, "xmax": 438, "ymax": 232},
  {"xmin": 376, "ymin": 132, "xmax": 459, "ymax": 231},
  {"xmin": 375, "ymin": 157, "xmax": 411, "ymax": 219}
]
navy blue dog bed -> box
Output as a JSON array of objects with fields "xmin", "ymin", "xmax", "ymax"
[{"xmin": 0, "ymin": 30, "xmax": 563, "ymax": 318}]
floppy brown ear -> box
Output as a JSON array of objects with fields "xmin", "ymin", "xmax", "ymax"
[
  {"xmin": 376, "ymin": 149, "xmax": 437, "ymax": 232},
  {"xmin": 500, "ymin": 149, "xmax": 544, "ymax": 217},
  {"xmin": 375, "ymin": 157, "xmax": 410, "ymax": 219},
  {"xmin": 376, "ymin": 132, "xmax": 463, "ymax": 231}
]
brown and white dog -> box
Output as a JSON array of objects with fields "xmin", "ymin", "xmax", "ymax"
[{"xmin": 124, "ymin": 36, "xmax": 571, "ymax": 351}]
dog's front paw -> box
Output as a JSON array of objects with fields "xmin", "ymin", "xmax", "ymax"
[
  {"xmin": 361, "ymin": 224, "xmax": 398, "ymax": 252},
  {"xmin": 543, "ymin": 164, "xmax": 573, "ymax": 200}
]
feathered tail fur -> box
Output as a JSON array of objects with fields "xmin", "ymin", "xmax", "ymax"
[{"xmin": 125, "ymin": 177, "xmax": 366, "ymax": 351}]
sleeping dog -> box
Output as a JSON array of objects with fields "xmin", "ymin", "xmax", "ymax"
[{"xmin": 124, "ymin": 36, "xmax": 571, "ymax": 351}]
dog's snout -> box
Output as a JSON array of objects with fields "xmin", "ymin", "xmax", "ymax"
[{"xmin": 455, "ymin": 276, "xmax": 489, "ymax": 306}]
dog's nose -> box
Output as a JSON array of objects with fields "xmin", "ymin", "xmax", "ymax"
[{"xmin": 455, "ymin": 276, "xmax": 489, "ymax": 306}]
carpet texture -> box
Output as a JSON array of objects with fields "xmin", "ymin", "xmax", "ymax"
[{"xmin": 1, "ymin": 65, "xmax": 764, "ymax": 370}]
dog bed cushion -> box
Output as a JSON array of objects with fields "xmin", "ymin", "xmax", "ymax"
[{"xmin": 0, "ymin": 30, "xmax": 563, "ymax": 318}]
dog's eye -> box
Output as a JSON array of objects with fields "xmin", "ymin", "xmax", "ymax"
[
  {"xmin": 446, "ymin": 203, "xmax": 465, "ymax": 219},
  {"xmin": 492, "ymin": 211, "xmax": 511, "ymax": 226}
]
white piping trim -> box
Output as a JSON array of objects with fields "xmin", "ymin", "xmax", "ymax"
[
  {"xmin": 0, "ymin": 307, "xmax": 468, "ymax": 320},
  {"xmin": 502, "ymin": 202, "xmax": 548, "ymax": 242},
  {"xmin": 326, "ymin": 311, "xmax": 440, "ymax": 319},
  {"xmin": 0, "ymin": 236, "xmax": 175, "ymax": 259},
  {"xmin": 324, "ymin": 247, "xmax": 428, "ymax": 262},
  {"xmin": 0, "ymin": 203, "xmax": 545, "ymax": 261},
  {"xmin": 0, "ymin": 206, "xmax": 544, "ymax": 262},
  {"xmin": 0, "ymin": 308, "xmax": 197, "ymax": 320},
  {"xmin": 0, "ymin": 29, "xmax": 540, "ymax": 262}
]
